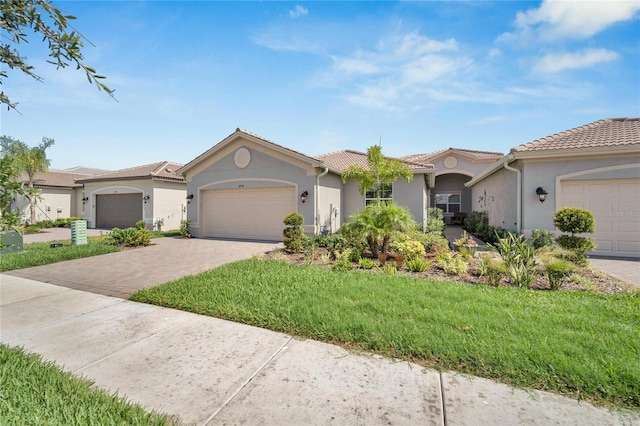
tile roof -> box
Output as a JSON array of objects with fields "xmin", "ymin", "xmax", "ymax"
[
  {"xmin": 513, "ymin": 117, "xmax": 640, "ymax": 152},
  {"xmin": 76, "ymin": 161, "xmax": 185, "ymax": 183},
  {"xmin": 19, "ymin": 170, "xmax": 91, "ymax": 188},
  {"xmin": 400, "ymin": 148, "xmax": 503, "ymax": 164},
  {"xmin": 63, "ymin": 166, "xmax": 111, "ymax": 175},
  {"xmin": 317, "ymin": 149, "xmax": 432, "ymax": 172}
]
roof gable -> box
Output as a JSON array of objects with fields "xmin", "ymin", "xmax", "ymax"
[
  {"xmin": 401, "ymin": 148, "xmax": 503, "ymax": 164},
  {"xmin": 178, "ymin": 128, "xmax": 326, "ymax": 175}
]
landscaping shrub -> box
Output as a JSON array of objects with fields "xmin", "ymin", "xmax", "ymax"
[
  {"xmin": 426, "ymin": 207, "xmax": 445, "ymax": 235},
  {"xmin": 435, "ymin": 251, "xmax": 468, "ymax": 276},
  {"xmin": 453, "ymin": 230, "xmax": 478, "ymax": 258},
  {"xmin": 544, "ymin": 258, "xmax": 575, "ymax": 290},
  {"xmin": 553, "ymin": 207, "xmax": 597, "ymax": 265},
  {"xmin": 478, "ymin": 254, "xmax": 505, "ymax": 286},
  {"xmin": 52, "ymin": 217, "xmax": 83, "ymax": 228},
  {"xmin": 35, "ymin": 219, "xmax": 54, "ymax": 228},
  {"xmin": 390, "ymin": 234, "xmax": 426, "ymax": 260},
  {"xmin": 531, "ymin": 229, "xmax": 555, "ymax": 249},
  {"xmin": 135, "ymin": 220, "xmax": 146, "ymax": 230},
  {"xmin": 414, "ymin": 232, "xmax": 449, "ymax": 254},
  {"xmin": 554, "ymin": 207, "xmax": 596, "ymax": 235},
  {"xmin": 491, "ymin": 231, "xmax": 538, "ymax": 289},
  {"xmin": 406, "ymin": 257, "xmax": 431, "ymax": 273},
  {"xmin": 358, "ymin": 257, "xmax": 376, "ymax": 269},
  {"xmin": 107, "ymin": 227, "xmax": 152, "ymax": 247},
  {"xmin": 463, "ymin": 210, "xmax": 510, "ymax": 244},
  {"xmin": 283, "ymin": 212, "xmax": 305, "ymax": 253},
  {"xmin": 381, "ymin": 263, "xmax": 397, "ymax": 274},
  {"xmin": 179, "ymin": 219, "xmax": 191, "ymax": 238}
]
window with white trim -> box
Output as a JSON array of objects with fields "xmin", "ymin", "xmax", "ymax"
[
  {"xmin": 365, "ymin": 183, "xmax": 393, "ymax": 205},
  {"xmin": 435, "ymin": 193, "xmax": 461, "ymax": 213}
]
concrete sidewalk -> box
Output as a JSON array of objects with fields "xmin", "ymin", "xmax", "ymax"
[{"xmin": 2, "ymin": 275, "xmax": 636, "ymax": 426}]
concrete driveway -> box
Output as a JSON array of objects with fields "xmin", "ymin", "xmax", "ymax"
[{"xmin": 6, "ymin": 236, "xmax": 281, "ymax": 298}]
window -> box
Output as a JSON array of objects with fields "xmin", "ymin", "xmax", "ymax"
[
  {"xmin": 436, "ymin": 193, "xmax": 461, "ymax": 213},
  {"xmin": 365, "ymin": 183, "xmax": 393, "ymax": 205}
]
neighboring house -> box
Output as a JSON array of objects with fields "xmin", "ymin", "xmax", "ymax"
[
  {"xmin": 177, "ymin": 128, "xmax": 435, "ymax": 241},
  {"xmin": 76, "ymin": 161, "xmax": 186, "ymax": 231},
  {"xmin": 466, "ymin": 118, "xmax": 640, "ymax": 258},
  {"xmin": 12, "ymin": 168, "xmax": 106, "ymax": 223},
  {"xmin": 401, "ymin": 148, "xmax": 503, "ymax": 224}
]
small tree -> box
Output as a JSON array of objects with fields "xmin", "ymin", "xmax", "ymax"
[
  {"xmin": 342, "ymin": 145, "xmax": 413, "ymax": 199},
  {"xmin": 553, "ymin": 207, "xmax": 597, "ymax": 263},
  {"xmin": 283, "ymin": 212, "xmax": 304, "ymax": 253},
  {"xmin": 2, "ymin": 136, "xmax": 55, "ymax": 224}
]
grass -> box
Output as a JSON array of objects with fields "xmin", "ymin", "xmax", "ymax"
[
  {"xmin": 0, "ymin": 238, "xmax": 120, "ymax": 272},
  {"xmin": 0, "ymin": 344, "xmax": 173, "ymax": 425},
  {"xmin": 150, "ymin": 229, "xmax": 182, "ymax": 238},
  {"xmin": 131, "ymin": 258, "xmax": 640, "ymax": 410}
]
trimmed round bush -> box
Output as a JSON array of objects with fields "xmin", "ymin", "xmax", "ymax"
[{"xmin": 553, "ymin": 207, "xmax": 595, "ymax": 235}]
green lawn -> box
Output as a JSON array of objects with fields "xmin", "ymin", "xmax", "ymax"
[
  {"xmin": 131, "ymin": 258, "xmax": 640, "ymax": 410},
  {"xmin": 0, "ymin": 344, "xmax": 173, "ymax": 425},
  {"xmin": 0, "ymin": 238, "xmax": 120, "ymax": 272}
]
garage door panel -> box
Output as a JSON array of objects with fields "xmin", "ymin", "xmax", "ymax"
[
  {"xmin": 96, "ymin": 194, "xmax": 142, "ymax": 229},
  {"xmin": 203, "ymin": 187, "xmax": 296, "ymax": 241},
  {"xmin": 561, "ymin": 179, "xmax": 640, "ymax": 258}
]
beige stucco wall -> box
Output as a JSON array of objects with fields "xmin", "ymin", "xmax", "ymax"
[
  {"xmin": 13, "ymin": 188, "xmax": 77, "ymax": 223},
  {"xmin": 470, "ymin": 165, "xmax": 519, "ymax": 231},
  {"xmin": 317, "ymin": 173, "xmax": 342, "ymax": 234},
  {"xmin": 394, "ymin": 176, "xmax": 429, "ymax": 228},
  {"xmin": 152, "ymin": 182, "xmax": 188, "ymax": 231},
  {"xmin": 521, "ymin": 155, "xmax": 640, "ymax": 234}
]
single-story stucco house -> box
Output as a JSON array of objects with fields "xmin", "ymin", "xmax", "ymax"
[
  {"xmin": 466, "ymin": 117, "xmax": 640, "ymax": 258},
  {"xmin": 11, "ymin": 167, "xmax": 108, "ymax": 223},
  {"xmin": 177, "ymin": 128, "xmax": 504, "ymax": 241},
  {"xmin": 75, "ymin": 161, "xmax": 187, "ymax": 231}
]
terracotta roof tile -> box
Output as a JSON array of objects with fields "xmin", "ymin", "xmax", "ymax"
[
  {"xmin": 19, "ymin": 170, "xmax": 91, "ymax": 188},
  {"xmin": 513, "ymin": 118, "xmax": 640, "ymax": 152},
  {"xmin": 317, "ymin": 149, "xmax": 432, "ymax": 172},
  {"xmin": 76, "ymin": 161, "xmax": 185, "ymax": 183},
  {"xmin": 63, "ymin": 166, "xmax": 111, "ymax": 175}
]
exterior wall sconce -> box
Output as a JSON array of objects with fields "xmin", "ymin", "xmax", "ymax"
[
  {"xmin": 300, "ymin": 190, "xmax": 308, "ymax": 203},
  {"xmin": 143, "ymin": 195, "xmax": 151, "ymax": 204},
  {"xmin": 82, "ymin": 197, "xmax": 89, "ymax": 203},
  {"xmin": 536, "ymin": 187, "xmax": 548, "ymax": 203},
  {"xmin": 186, "ymin": 194, "xmax": 194, "ymax": 204}
]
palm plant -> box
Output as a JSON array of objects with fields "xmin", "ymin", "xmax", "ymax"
[
  {"xmin": 342, "ymin": 145, "xmax": 413, "ymax": 198},
  {"xmin": 2, "ymin": 136, "xmax": 55, "ymax": 224}
]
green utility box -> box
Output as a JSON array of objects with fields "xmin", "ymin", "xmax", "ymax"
[
  {"xmin": 0, "ymin": 230, "xmax": 24, "ymax": 254},
  {"xmin": 71, "ymin": 220, "xmax": 88, "ymax": 246}
]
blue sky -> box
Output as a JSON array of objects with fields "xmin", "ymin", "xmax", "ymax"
[{"xmin": 2, "ymin": 1, "xmax": 639, "ymax": 170}]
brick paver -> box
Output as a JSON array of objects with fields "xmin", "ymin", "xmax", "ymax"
[{"xmin": 6, "ymin": 237, "xmax": 281, "ymax": 298}]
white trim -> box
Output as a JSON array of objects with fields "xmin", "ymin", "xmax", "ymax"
[
  {"xmin": 434, "ymin": 169, "xmax": 474, "ymax": 177},
  {"xmin": 554, "ymin": 163, "xmax": 639, "ymax": 208}
]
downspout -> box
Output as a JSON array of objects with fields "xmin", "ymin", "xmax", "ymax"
[
  {"xmin": 315, "ymin": 167, "xmax": 329, "ymax": 235},
  {"xmin": 503, "ymin": 155, "xmax": 521, "ymax": 233}
]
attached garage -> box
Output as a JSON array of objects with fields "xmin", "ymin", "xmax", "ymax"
[
  {"xmin": 95, "ymin": 193, "xmax": 142, "ymax": 229},
  {"xmin": 560, "ymin": 179, "xmax": 640, "ymax": 258},
  {"xmin": 202, "ymin": 187, "xmax": 296, "ymax": 241}
]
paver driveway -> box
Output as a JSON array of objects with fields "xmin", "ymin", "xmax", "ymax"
[{"xmin": 5, "ymin": 237, "xmax": 281, "ymax": 298}]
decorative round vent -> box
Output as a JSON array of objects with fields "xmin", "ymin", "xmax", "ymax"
[
  {"xmin": 234, "ymin": 148, "xmax": 251, "ymax": 169},
  {"xmin": 443, "ymin": 156, "xmax": 458, "ymax": 169}
]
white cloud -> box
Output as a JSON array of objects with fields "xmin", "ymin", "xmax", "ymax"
[
  {"xmin": 533, "ymin": 48, "xmax": 620, "ymax": 73},
  {"xmin": 332, "ymin": 55, "xmax": 379, "ymax": 74},
  {"xmin": 486, "ymin": 48, "xmax": 501, "ymax": 60},
  {"xmin": 289, "ymin": 5, "xmax": 308, "ymax": 19},
  {"xmin": 504, "ymin": 0, "xmax": 640, "ymax": 42}
]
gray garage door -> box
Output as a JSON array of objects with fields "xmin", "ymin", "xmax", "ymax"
[{"xmin": 96, "ymin": 193, "xmax": 142, "ymax": 229}]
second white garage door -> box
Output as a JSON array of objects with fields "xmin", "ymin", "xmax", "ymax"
[
  {"xmin": 202, "ymin": 187, "xmax": 296, "ymax": 241},
  {"xmin": 560, "ymin": 179, "xmax": 640, "ymax": 258}
]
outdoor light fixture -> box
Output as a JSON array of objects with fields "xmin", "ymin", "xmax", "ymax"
[
  {"xmin": 143, "ymin": 195, "xmax": 151, "ymax": 203},
  {"xmin": 82, "ymin": 197, "xmax": 89, "ymax": 203},
  {"xmin": 186, "ymin": 194, "xmax": 194, "ymax": 204},
  {"xmin": 300, "ymin": 190, "xmax": 308, "ymax": 203},
  {"xmin": 536, "ymin": 187, "xmax": 548, "ymax": 203}
]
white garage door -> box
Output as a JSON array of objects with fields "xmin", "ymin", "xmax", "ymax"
[
  {"xmin": 202, "ymin": 187, "xmax": 296, "ymax": 241},
  {"xmin": 560, "ymin": 179, "xmax": 640, "ymax": 258}
]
